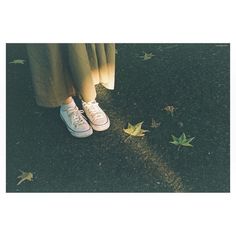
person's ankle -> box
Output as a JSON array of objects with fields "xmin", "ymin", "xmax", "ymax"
[
  {"xmin": 63, "ymin": 96, "xmax": 73, "ymax": 105},
  {"xmin": 61, "ymin": 98, "xmax": 76, "ymax": 111}
]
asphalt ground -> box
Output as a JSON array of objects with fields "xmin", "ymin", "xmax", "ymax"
[{"xmin": 6, "ymin": 43, "xmax": 230, "ymax": 192}]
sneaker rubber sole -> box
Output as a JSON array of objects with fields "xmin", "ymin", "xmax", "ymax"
[
  {"xmin": 89, "ymin": 115, "xmax": 110, "ymax": 131},
  {"xmin": 60, "ymin": 114, "xmax": 93, "ymax": 138}
]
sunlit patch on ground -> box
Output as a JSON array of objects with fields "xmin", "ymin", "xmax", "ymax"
[{"xmin": 97, "ymin": 88, "xmax": 187, "ymax": 192}]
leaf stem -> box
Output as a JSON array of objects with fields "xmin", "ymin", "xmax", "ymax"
[{"xmin": 124, "ymin": 135, "xmax": 132, "ymax": 143}]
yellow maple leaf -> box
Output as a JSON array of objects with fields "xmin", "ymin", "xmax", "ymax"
[
  {"xmin": 17, "ymin": 170, "xmax": 33, "ymax": 185},
  {"xmin": 123, "ymin": 122, "xmax": 149, "ymax": 142}
]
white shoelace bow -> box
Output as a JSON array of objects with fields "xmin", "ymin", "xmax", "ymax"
[
  {"xmin": 68, "ymin": 107, "xmax": 86, "ymax": 127},
  {"xmin": 84, "ymin": 101, "xmax": 104, "ymax": 121}
]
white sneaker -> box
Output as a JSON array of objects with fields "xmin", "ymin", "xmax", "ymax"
[
  {"xmin": 82, "ymin": 100, "xmax": 110, "ymax": 131},
  {"xmin": 60, "ymin": 105, "xmax": 93, "ymax": 138}
]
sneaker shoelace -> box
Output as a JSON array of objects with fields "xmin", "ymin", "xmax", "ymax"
[
  {"xmin": 67, "ymin": 106, "xmax": 87, "ymax": 127},
  {"xmin": 83, "ymin": 101, "xmax": 104, "ymax": 121}
]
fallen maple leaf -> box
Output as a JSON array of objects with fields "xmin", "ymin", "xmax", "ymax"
[
  {"xmin": 123, "ymin": 121, "xmax": 149, "ymax": 142},
  {"xmin": 9, "ymin": 59, "xmax": 26, "ymax": 64},
  {"xmin": 164, "ymin": 105, "xmax": 177, "ymax": 117},
  {"xmin": 138, "ymin": 52, "xmax": 155, "ymax": 61},
  {"xmin": 17, "ymin": 170, "xmax": 33, "ymax": 185},
  {"xmin": 150, "ymin": 118, "xmax": 161, "ymax": 128},
  {"xmin": 170, "ymin": 133, "xmax": 195, "ymax": 150}
]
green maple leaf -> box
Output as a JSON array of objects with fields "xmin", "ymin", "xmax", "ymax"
[
  {"xmin": 170, "ymin": 133, "xmax": 195, "ymax": 150},
  {"xmin": 123, "ymin": 121, "xmax": 149, "ymax": 142},
  {"xmin": 9, "ymin": 59, "xmax": 26, "ymax": 64}
]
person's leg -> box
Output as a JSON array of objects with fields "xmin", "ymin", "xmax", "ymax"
[
  {"xmin": 60, "ymin": 96, "xmax": 93, "ymax": 138},
  {"xmin": 67, "ymin": 44, "xmax": 110, "ymax": 131},
  {"xmin": 67, "ymin": 44, "xmax": 97, "ymax": 102},
  {"xmin": 27, "ymin": 44, "xmax": 93, "ymax": 138}
]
